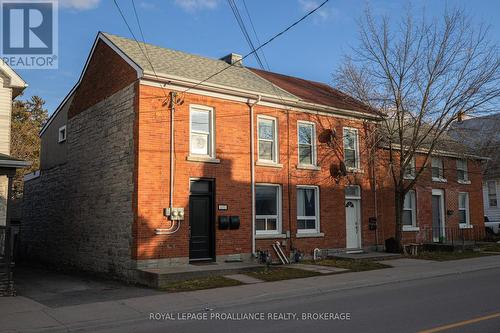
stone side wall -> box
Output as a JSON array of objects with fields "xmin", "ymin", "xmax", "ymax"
[{"xmin": 22, "ymin": 83, "xmax": 136, "ymax": 280}]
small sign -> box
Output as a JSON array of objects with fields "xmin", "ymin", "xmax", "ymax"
[{"xmin": 218, "ymin": 204, "xmax": 228, "ymax": 211}]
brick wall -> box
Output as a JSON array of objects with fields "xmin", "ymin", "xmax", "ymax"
[
  {"xmin": 376, "ymin": 152, "xmax": 485, "ymax": 244},
  {"xmin": 135, "ymin": 84, "xmax": 379, "ymax": 265}
]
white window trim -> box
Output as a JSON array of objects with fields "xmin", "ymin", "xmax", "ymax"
[
  {"xmin": 296, "ymin": 185, "xmax": 320, "ymax": 234},
  {"xmin": 431, "ymin": 157, "xmax": 446, "ymax": 182},
  {"xmin": 58, "ymin": 125, "xmax": 67, "ymax": 143},
  {"xmin": 487, "ymin": 180, "xmax": 498, "ymax": 208},
  {"xmin": 297, "ymin": 121, "xmax": 317, "ymax": 167},
  {"xmin": 402, "ymin": 190, "xmax": 418, "ymax": 231},
  {"xmin": 255, "ymin": 184, "xmax": 282, "ymax": 235},
  {"xmin": 343, "ymin": 127, "xmax": 360, "ymax": 172},
  {"xmin": 257, "ymin": 115, "xmax": 279, "ymax": 164},
  {"xmin": 458, "ymin": 192, "xmax": 470, "ymax": 227},
  {"xmin": 403, "ymin": 157, "xmax": 416, "ymax": 180},
  {"xmin": 456, "ymin": 159, "xmax": 469, "ymax": 183},
  {"xmin": 189, "ymin": 104, "xmax": 215, "ymax": 159}
]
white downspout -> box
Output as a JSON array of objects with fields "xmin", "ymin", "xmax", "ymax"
[{"xmin": 249, "ymin": 95, "xmax": 261, "ymax": 257}]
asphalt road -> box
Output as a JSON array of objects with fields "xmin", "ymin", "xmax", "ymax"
[{"xmin": 93, "ymin": 267, "xmax": 500, "ymax": 333}]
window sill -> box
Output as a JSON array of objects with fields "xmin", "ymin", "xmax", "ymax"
[
  {"xmin": 458, "ymin": 180, "xmax": 471, "ymax": 185},
  {"xmin": 403, "ymin": 175, "xmax": 415, "ymax": 180},
  {"xmin": 459, "ymin": 224, "xmax": 473, "ymax": 229},
  {"xmin": 256, "ymin": 161, "xmax": 283, "ymax": 168},
  {"xmin": 295, "ymin": 232, "xmax": 324, "ymax": 238},
  {"xmin": 347, "ymin": 168, "xmax": 363, "ymax": 174},
  {"xmin": 187, "ymin": 156, "xmax": 220, "ymax": 164},
  {"xmin": 297, "ymin": 164, "xmax": 321, "ymax": 171},
  {"xmin": 402, "ymin": 226, "xmax": 420, "ymax": 232},
  {"xmin": 432, "ymin": 177, "xmax": 447, "ymax": 183},
  {"xmin": 255, "ymin": 233, "xmax": 287, "ymax": 239}
]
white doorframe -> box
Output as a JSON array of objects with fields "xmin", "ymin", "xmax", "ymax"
[
  {"xmin": 345, "ymin": 198, "xmax": 362, "ymax": 250},
  {"xmin": 431, "ymin": 189, "xmax": 446, "ymax": 241}
]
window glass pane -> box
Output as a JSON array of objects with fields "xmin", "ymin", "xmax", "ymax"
[
  {"xmin": 344, "ymin": 130, "xmax": 355, "ymax": 149},
  {"xmin": 190, "ymin": 133, "xmax": 209, "ymax": 155},
  {"xmin": 267, "ymin": 218, "xmax": 277, "ymax": 231},
  {"xmin": 297, "ymin": 219, "xmax": 306, "ymax": 230},
  {"xmin": 191, "ymin": 110, "xmax": 210, "ymax": 132},
  {"xmin": 259, "ymin": 141, "xmax": 273, "ymax": 160},
  {"xmin": 458, "ymin": 211, "xmax": 466, "ymax": 224},
  {"xmin": 297, "ymin": 188, "xmax": 316, "ymax": 216},
  {"xmin": 298, "ymin": 124, "xmax": 312, "ymax": 144},
  {"xmin": 299, "ymin": 145, "xmax": 312, "ymax": 165},
  {"xmin": 345, "ymin": 186, "xmax": 360, "ymax": 197},
  {"xmin": 457, "ymin": 170, "xmax": 466, "ymax": 181},
  {"xmin": 345, "ymin": 149, "xmax": 356, "ymax": 168},
  {"xmin": 255, "ymin": 219, "xmax": 266, "ymax": 231},
  {"xmin": 404, "ymin": 191, "xmax": 414, "ymax": 209},
  {"xmin": 256, "ymin": 186, "xmax": 278, "ymax": 215},
  {"xmin": 458, "ymin": 193, "xmax": 467, "ymax": 209},
  {"xmin": 402, "ymin": 211, "xmax": 412, "ymax": 225},
  {"xmin": 258, "ymin": 119, "xmax": 274, "ymax": 140},
  {"xmin": 306, "ymin": 220, "xmax": 316, "ymax": 229},
  {"xmin": 488, "ymin": 181, "xmax": 497, "ymax": 194},
  {"xmin": 190, "ymin": 180, "xmax": 210, "ymax": 193}
]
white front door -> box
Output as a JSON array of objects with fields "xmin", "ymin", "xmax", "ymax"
[{"xmin": 345, "ymin": 199, "xmax": 361, "ymax": 249}]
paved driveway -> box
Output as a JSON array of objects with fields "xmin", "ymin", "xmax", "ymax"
[{"xmin": 14, "ymin": 263, "xmax": 161, "ymax": 308}]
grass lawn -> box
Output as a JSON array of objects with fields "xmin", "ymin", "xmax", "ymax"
[
  {"xmin": 301, "ymin": 259, "xmax": 391, "ymax": 272},
  {"xmin": 479, "ymin": 242, "xmax": 500, "ymax": 252},
  {"xmin": 407, "ymin": 250, "xmax": 494, "ymax": 261},
  {"xmin": 246, "ymin": 267, "xmax": 321, "ymax": 282},
  {"xmin": 160, "ymin": 276, "xmax": 242, "ymax": 292}
]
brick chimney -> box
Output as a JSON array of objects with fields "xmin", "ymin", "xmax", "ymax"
[{"xmin": 220, "ymin": 53, "xmax": 243, "ymax": 67}]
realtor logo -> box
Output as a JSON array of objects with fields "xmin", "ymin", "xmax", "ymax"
[{"xmin": 1, "ymin": 0, "xmax": 58, "ymax": 69}]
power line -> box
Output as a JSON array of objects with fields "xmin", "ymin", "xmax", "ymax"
[{"xmin": 184, "ymin": 0, "xmax": 331, "ymax": 93}]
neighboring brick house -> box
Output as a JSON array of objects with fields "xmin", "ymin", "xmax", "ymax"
[
  {"xmin": 450, "ymin": 113, "xmax": 500, "ymax": 230},
  {"xmin": 22, "ymin": 32, "xmax": 485, "ymax": 281}
]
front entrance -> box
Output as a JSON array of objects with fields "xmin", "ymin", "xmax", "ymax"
[
  {"xmin": 345, "ymin": 185, "xmax": 362, "ymax": 250},
  {"xmin": 432, "ymin": 189, "xmax": 445, "ymax": 242},
  {"xmin": 189, "ymin": 179, "xmax": 215, "ymax": 261}
]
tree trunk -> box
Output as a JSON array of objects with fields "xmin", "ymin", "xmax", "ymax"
[{"xmin": 394, "ymin": 190, "xmax": 404, "ymax": 252}]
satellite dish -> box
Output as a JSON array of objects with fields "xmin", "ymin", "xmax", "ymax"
[{"xmin": 318, "ymin": 129, "xmax": 335, "ymax": 143}]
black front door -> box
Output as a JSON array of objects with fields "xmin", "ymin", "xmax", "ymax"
[{"xmin": 189, "ymin": 180, "xmax": 214, "ymax": 260}]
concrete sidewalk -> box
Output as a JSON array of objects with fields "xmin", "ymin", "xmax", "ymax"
[{"xmin": 1, "ymin": 255, "xmax": 500, "ymax": 332}]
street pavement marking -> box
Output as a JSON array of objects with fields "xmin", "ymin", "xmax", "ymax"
[{"xmin": 419, "ymin": 312, "xmax": 500, "ymax": 333}]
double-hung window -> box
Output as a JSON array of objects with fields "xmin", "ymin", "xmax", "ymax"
[
  {"xmin": 298, "ymin": 122, "xmax": 316, "ymax": 166},
  {"xmin": 258, "ymin": 117, "xmax": 278, "ymax": 163},
  {"xmin": 431, "ymin": 157, "xmax": 445, "ymax": 180},
  {"xmin": 343, "ymin": 128, "xmax": 360, "ymax": 170},
  {"xmin": 404, "ymin": 157, "xmax": 416, "ymax": 179},
  {"xmin": 458, "ymin": 192, "xmax": 470, "ymax": 226},
  {"xmin": 58, "ymin": 125, "xmax": 67, "ymax": 143},
  {"xmin": 296, "ymin": 186, "xmax": 319, "ymax": 233},
  {"xmin": 190, "ymin": 105, "xmax": 214, "ymax": 157},
  {"xmin": 255, "ymin": 184, "xmax": 281, "ymax": 234},
  {"xmin": 402, "ymin": 190, "xmax": 417, "ymax": 229},
  {"xmin": 487, "ymin": 181, "xmax": 498, "ymax": 207},
  {"xmin": 457, "ymin": 159, "xmax": 468, "ymax": 182}
]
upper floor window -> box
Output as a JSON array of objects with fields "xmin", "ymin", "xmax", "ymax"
[
  {"xmin": 458, "ymin": 192, "xmax": 470, "ymax": 226},
  {"xmin": 343, "ymin": 128, "xmax": 360, "ymax": 170},
  {"xmin": 297, "ymin": 186, "xmax": 320, "ymax": 233},
  {"xmin": 404, "ymin": 157, "xmax": 416, "ymax": 179},
  {"xmin": 255, "ymin": 184, "xmax": 281, "ymax": 234},
  {"xmin": 58, "ymin": 125, "xmax": 67, "ymax": 143},
  {"xmin": 456, "ymin": 159, "xmax": 468, "ymax": 182},
  {"xmin": 297, "ymin": 122, "xmax": 316, "ymax": 166},
  {"xmin": 431, "ymin": 157, "xmax": 445, "ymax": 180},
  {"xmin": 190, "ymin": 105, "xmax": 214, "ymax": 157},
  {"xmin": 487, "ymin": 181, "xmax": 498, "ymax": 207},
  {"xmin": 258, "ymin": 116, "xmax": 278, "ymax": 163},
  {"xmin": 403, "ymin": 190, "xmax": 417, "ymax": 228}
]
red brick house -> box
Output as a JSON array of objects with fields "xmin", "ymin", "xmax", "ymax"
[{"xmin": 22, "ymin": 32, "xmax": 485, "ymax": 279}]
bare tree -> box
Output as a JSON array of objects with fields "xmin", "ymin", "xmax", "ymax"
[{"xmin": 333, "ymin": 7, "xmax": 500, "ymax": 249}]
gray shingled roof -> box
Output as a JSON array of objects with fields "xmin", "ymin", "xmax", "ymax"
[{"xmin": 103, "ymin": 33, "xmax": 297, "ymax": 99}]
